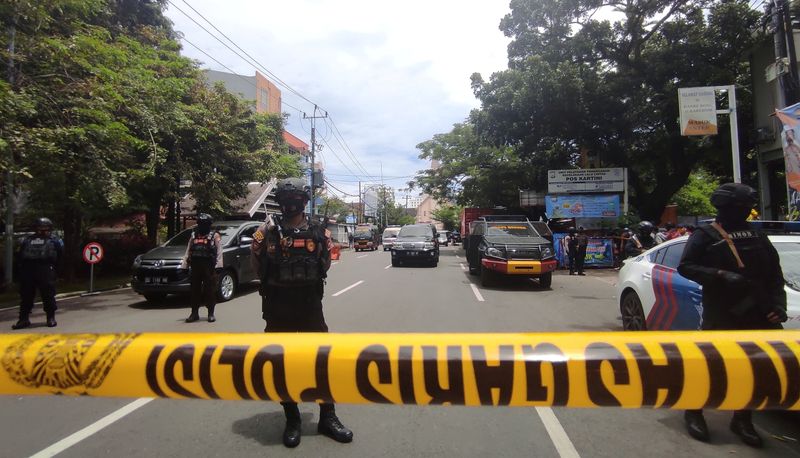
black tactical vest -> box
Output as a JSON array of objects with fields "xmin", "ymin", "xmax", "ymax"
[
  {"xmin": 190, "ymin": 233, "xmax": 216, "ymax": 261},
  {"xmin": 265, "ymin": 221, "xmax": 326, "ymax": 287},
  {"xmin": 21, "ymin": 236, "xmax": 57, "ymax": 262}
]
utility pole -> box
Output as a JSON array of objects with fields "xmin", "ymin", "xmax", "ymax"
[
  {"xmin": 358, "ymin": 181, "xmax": 362, "ymax": 225},
  {"xmin": 4, "ymin": 20, "xmax": 16, "ymax": 287},
  {"xmin": 303, "ymin": 105, "xmax": 328, "ymax": 218},
  {"xmin": 771, "ymin": 0, "xmax": 800, "ymax": 105}
]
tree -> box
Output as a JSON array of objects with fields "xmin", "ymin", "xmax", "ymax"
[
  {"xmin": 319, "ymin": 196, "xmax": 352, "ymax": 223},
  {"xmin": 431, "ymin": 204, "xmax": 462, "ymax": 231},
  {"xmin": 415, "ymin": 0, "xmax": 764, "ymax": 220},
  {"xmin": 671, "ymin": 171, "xmax": 720, "ymax": 216}
]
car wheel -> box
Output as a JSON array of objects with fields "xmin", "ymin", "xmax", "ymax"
[
  {"xmin": 143, "ymin": 293, "xmax": 167, "ymax": 303},
  {"xmin": 218, "ymin": 270, "xmax": 237, "ymax": 302},
  {"xmin": 538, "ymin": 272, "xmax": 552, "ymax": 288},
  {"xmin": 621, "ymin": 291, "xmax": 647, "ymax": 331},
  {"xmin": 480, "ymin": 264, "xmax": 494, "ymax": 287}
]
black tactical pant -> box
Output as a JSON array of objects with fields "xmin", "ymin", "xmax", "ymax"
[
  {"xmin": 190, "ymin": 262, "xmax": 217, "ymax": 313},
  {"xmin": 575, "ymin": 246, "xmax": 587, "ymax": 273},
  {"xmin": 262, "ymin": 286, "xmax": 332, "ymax": 415},
  {"xmin": 19, "ymin": 264, "xmax": 57, "ymax": 318},
  {"xmin": 567, "ymin": 248, "xmax": 577, "ymax": 273}
]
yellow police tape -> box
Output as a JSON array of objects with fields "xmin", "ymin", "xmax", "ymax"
[{"xmin": 0, "ymin": 331, "xmax": 798, "ymax": 410}]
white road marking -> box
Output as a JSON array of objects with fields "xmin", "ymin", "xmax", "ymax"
[
  {"xmin": 332, "ymin": 280, "xmax": 364, "ymax": 297},
  {"xmin": 357, "ymin": 254, "xmax": 368, "ymax": 259},
  {"xmin": 459, "ymin": 263, "xmax": 467, "ymax": 271},
  {"xmin": 384, "ymin": 264, "xmax": 392, "ymax": 269},
  {"xmin": 455, "ymin": 254, "xmax": 460, "ymax": 259},
  {"xmin": 469, "ymin": 283, "xmax": 485, "ymax": 302},
  {"xmin": 536, "ymin": 407, "xmax": 581, "ymax": 458},
  {"xmin": 30, "ymin": 397, "xmax": 154, "ymax": 458}
]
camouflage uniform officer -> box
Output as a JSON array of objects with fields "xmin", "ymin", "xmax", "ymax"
[{"xmin": 250, "ymin": 178, "xmax": 353, "ymax": 448}]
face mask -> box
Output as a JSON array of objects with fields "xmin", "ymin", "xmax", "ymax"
[
  {"xmin": 280, "ymin": 197, "xmax": 307, "ymax": 217},
  {"xmin": 716, "ymin": 205, "xmax": 752, "ymax": 225}
]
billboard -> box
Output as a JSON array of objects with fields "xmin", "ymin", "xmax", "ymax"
[
  {"xmin": 553, "ymin": 234, "xmax": 615, "ymax": 268},
  {"xmin": 678, "ymin": 87, "xmax": 718, "ymax": 136},
  {"xmin": 545, "ymin": 195, "xmax": 620, "ymax": 219},
  {"xmin": 547, "ymin": 168, "xmax": 625, "ymax": 193},
  {"xmin": 775, "ymin": 103, "xmax": 800, "ymax": 220}
]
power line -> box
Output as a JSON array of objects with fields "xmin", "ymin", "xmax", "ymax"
[{"xmin": 324, "ymin": 117, "xmax": 372, "ymax": 178}]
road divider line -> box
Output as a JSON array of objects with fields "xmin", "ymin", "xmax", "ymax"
[
  {"xmin": 384, "ymin": 264, "xmax": 392, "ymax": 269},
  {"xmin": 455, "ymin": 254, "xmax": 460, "ymax": 259},
  {"xmin": 357, "ymin": 255, "xmax": 368, "ymax": 259},
  {"xmin": 469, "ymin": 283, "xmax": 485, "ymax": 302},
  {"xmin": 332, "ymin": 280, "xmax": 364, "ymax": 297},
  {"xmin": 536, "ymin": 407, "xmax": 581, "ymax": 458},
  {"xmin": 30, "ymin": 397, "xmax": 153, "ymax": 458},
  {"xmin": 459, "ymin": 263, "xmax": 467, "ymax": 271}
]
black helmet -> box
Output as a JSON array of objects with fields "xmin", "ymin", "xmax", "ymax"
[
  {"xmin": 196, "ymin": 213, "xmax": 213, "ymax": 234},
  {"xmin": 35, "ymin": 217, "xmax": 53, "ymax": 229},
  {"xmin": 710, "ymin": 183, "xmax": 757, "ymax": 209},
  {"xmin": 275, "ymin": 177, "xmax": 312, "ymax": 203},
  {"xmin": 637, "ymin": 221, "xmax": 655, "ymax": 234}
]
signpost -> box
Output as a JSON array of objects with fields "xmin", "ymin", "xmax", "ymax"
[
  {"xmin": 82, "ymin": 242, "xmax": 103, "ymax": 294},
  {"xmin": 547, "ymin": 168, "xmax": 625, "ymax": 193}
]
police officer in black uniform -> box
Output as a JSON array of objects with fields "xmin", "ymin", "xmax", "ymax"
[
  {"xmin": 182, "ymin": 213, "xmax": 223, "ymax": 323},
  {"xmin": 13, "ymin": 217, "xmax": 63, "ymax": 329},
  {"xmin": 250, "ymin": 178, "xmax": 353, "ymax": 448},
  {"xmin": 623, "ymin": 221, "xmax": 656, "ymax": 258},
  {"xmin": 677, "ymin": 183, "xmax": 786, "ymax": 448}
]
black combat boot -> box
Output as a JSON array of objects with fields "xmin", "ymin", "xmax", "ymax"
[
  {"xmin": 46, "ymin": 314, "xmax": 57, "ymax": 328},
  {"xmin": 282, "ymin": 403, "xmax": 301, "ymax": 448},
  {"xmin": 11, "ymin": 316, "xmax": 31, "ymax": 330},
  {"xmin": 684, "ymin": 410, "xmax": 709, "ymax": 442},
  {"xmin": 207, "ymin": 305, "xmax": 216, "ymax": 323},
  {"xmin": 318, "ymin": 404, "xmax": 353, "ymax": 443},
  {"xmin": 185, "ymin": 309, "xmax": 200, "ymax": 323},
  {"xmin": 730, "ymin": 411, "xmax": 762, "ymax": 447}
]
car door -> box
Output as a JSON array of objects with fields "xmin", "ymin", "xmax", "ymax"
[
  {"xmin": 234, "ymin": 224, "xmax": 259, "ymax": 282},
  {"xmin": 646, "ymin": 241, "xmax": 702, "ymax": 330}
]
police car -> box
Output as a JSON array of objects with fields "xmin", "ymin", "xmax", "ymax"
[{"xmin": 616, "ymin": 222, "xmax": 800, "ymax": 331}]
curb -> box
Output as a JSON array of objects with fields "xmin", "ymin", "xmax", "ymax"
[{"xmin": 0, "ymin": 283, "xmax": 132, "ymax": 310}]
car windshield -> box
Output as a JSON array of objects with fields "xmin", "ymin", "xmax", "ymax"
[
  {"xmin": 383, "ymin": 229, "xmax": 400, "ymax": 238},
  {"xmin": 398, "ymin": 226, "xmax": 432, "ymax": 238},
  {"xmin": 164, "ymin": 225, "xmax": 239, "ymax": 247},
  {"xmin": 486, "ymin": 222, "xmax": 539, "ymax": 237},
  {"xmin": 773, "ymin": 241, "xmax": 800, "ymax": 291}
]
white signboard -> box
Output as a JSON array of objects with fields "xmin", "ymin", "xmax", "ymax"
[
  {"xmin": 678, "ymin": 87, "xmax": 718, "ymax": 136},
  {"xmin": 547, "ymin": 168, "xmax": 625, "ymax": 193}
]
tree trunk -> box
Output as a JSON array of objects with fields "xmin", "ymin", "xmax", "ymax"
[{"xmin": 145, "ymin": 204, "xmax": 160, "ymax": 246}]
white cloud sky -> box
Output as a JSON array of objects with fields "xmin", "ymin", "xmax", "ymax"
[{"xmin": 164, "ymin": 0, "xmax": 510, "ymax": 202}]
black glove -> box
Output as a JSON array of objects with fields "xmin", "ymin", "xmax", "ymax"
[
  {"xmin": 768, "ymin": 307, "xmax": 788, "ymax": 323},
  {"xmin": 717, "ymin": 270, "xmax": 746, "ymax": 286}
]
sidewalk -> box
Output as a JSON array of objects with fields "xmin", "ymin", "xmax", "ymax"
[{"xmin": 0, "ymin": 274, "xmax": 131, "ymax": 309}]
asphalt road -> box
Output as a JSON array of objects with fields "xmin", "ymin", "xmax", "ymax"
[{"xmin": 0, "ymin": 246, "xmax": 798, "ymax": 457}]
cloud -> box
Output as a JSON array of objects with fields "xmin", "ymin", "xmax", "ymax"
[{"xmin": 165, "ymin": 0, "xmax": 510, "ymax": 200}]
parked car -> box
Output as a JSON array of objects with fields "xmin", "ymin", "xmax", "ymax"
[
  {"xmin": 465, "ymin": 216, "xmax": 556, "ymax": 287},
  {"xmin": 382, "ymin": 226, "xmax": 401, "ymax": 251},
  {"xmin": 132, "ymin": 220, "xmax": 261, "ymax": 304},
  {"xmin": 451, "ymin": 231, "xmax": 462, "ymax": 245},
  {"xmin": 616, "ymin": 234, "xmax": 800, "ymax": 331},
  {"xmin": 437, "ymin": 231, "xmax": 449, "ymax": 247},
  {"xmin": 391, "ymin": 224, "xmax": 439, "ymax": 267}
]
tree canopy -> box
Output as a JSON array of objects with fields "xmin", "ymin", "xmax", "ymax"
[{"xmin": 413, "ymin": 0, "xmax": 763, "ymax": 221}]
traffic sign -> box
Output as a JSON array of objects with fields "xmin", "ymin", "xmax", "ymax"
[{"xmin": 83, "ymin": 242, "xmax": 104, "ymax": 264}]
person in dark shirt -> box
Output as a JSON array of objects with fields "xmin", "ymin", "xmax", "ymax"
[
  {"xmin": 677, "ymin": 183, "xmax": 786, "ymax": 448},
  {"xmin": 13, "ymin": 217, "xmax": 63, "ymax": 329}
]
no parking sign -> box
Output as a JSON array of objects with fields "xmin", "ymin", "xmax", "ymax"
[{"xmin": 83, "ymin": 242, "xmax": 104, "ymax": 264}]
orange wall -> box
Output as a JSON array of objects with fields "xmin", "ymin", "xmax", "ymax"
[{"xmin": 255, "ymin": 71, "xmax": 282, "ymax": 114}]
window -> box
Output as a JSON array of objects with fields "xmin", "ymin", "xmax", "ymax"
[
  {"xmin": 660, "ymin": 242, "xmax": 686, "ymax": 269},
  {"xmin": 260, "ymin": 88, "xmax": 269, "ymax": 111}
]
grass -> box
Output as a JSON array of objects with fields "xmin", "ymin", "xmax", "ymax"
[{"xmin": 0, "ymin": 273, "xmax": 132, "ymax": 309}]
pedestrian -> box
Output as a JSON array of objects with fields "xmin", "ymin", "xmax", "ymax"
[
  {"xmin": 655, "ymin": 223, "xmax": 673, "ymax": 244},
  {"xmin": 564, "ymin": 227, "xmax": 577, "ymax": 274},
  {"xmin": 250, "ymin": 177, "xmax": 353, "ymax": 448},
  {"xmin": 181, "ymin": 213, "xmax": 222, "ymax": 323},
  {"xmin": 677, "ymin": 183, "xmax": 787, "ymax": 448},
  {"xmin": 12, "ymin": 217, "xmax": 63, "ymax": 329},
  {"xmin": 623, "ymin": 221, "xmax": 656, "ymax": 258},
  {"xmin": 574, "ymin": 227, "xmax": 589, "ymax": 275}
]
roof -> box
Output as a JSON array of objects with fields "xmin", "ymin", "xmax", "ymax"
[
  {"xmin": 283, "ymin": 131, "xmax": 309, "ymax": 154},
  {"xmin": 180, "ymin": 179, "xmax": 279, "ymax": 218}
]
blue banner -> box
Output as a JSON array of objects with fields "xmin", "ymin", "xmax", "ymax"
[
  {"xmin": 553, "ymin": 234, "xmax": 615, "ymax": 268},
  {"xmin": 546, "ymin": 195, "xmax": 620, "ymax": 218}
]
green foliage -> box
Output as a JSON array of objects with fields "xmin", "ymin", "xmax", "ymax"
[
  {"xmin": 320, "ymin": 196, "xmax": 352, "ymax": 223},
  {"xmin": 414, "ymin": 0, "xmax": 764, "ymax": 220},
  {"xmin": 431, "ymin": 204, "xmax": 462, "ymax": 231},
  {"xmin": 671, "ymin": 171, "xmax": 720, "ymax": 216}
]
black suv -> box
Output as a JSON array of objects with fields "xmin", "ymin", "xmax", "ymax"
[
  {"xmin": 390, "ymin": 224, "xmax": 439, "ymax": 267},
  {"xmin": 465, "ymin": 216, "xmax": 556, "ymax": 287},
  {"xmin": 132, "ymin": 220, "xmax": 261, "ymax": 303}
]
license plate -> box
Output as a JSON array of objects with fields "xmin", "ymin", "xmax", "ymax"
[
  {"xmin": 407, "ymin": 252, "xmax": 417, "ymax": 256},
  {"xmin": 145, "ymin": 277, "xmax": 168, "ymax": 284}
]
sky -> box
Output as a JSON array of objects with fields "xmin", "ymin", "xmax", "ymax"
[{"xmin": 163, "ymin": 0, "xmax": 511, "ymax": 203}]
